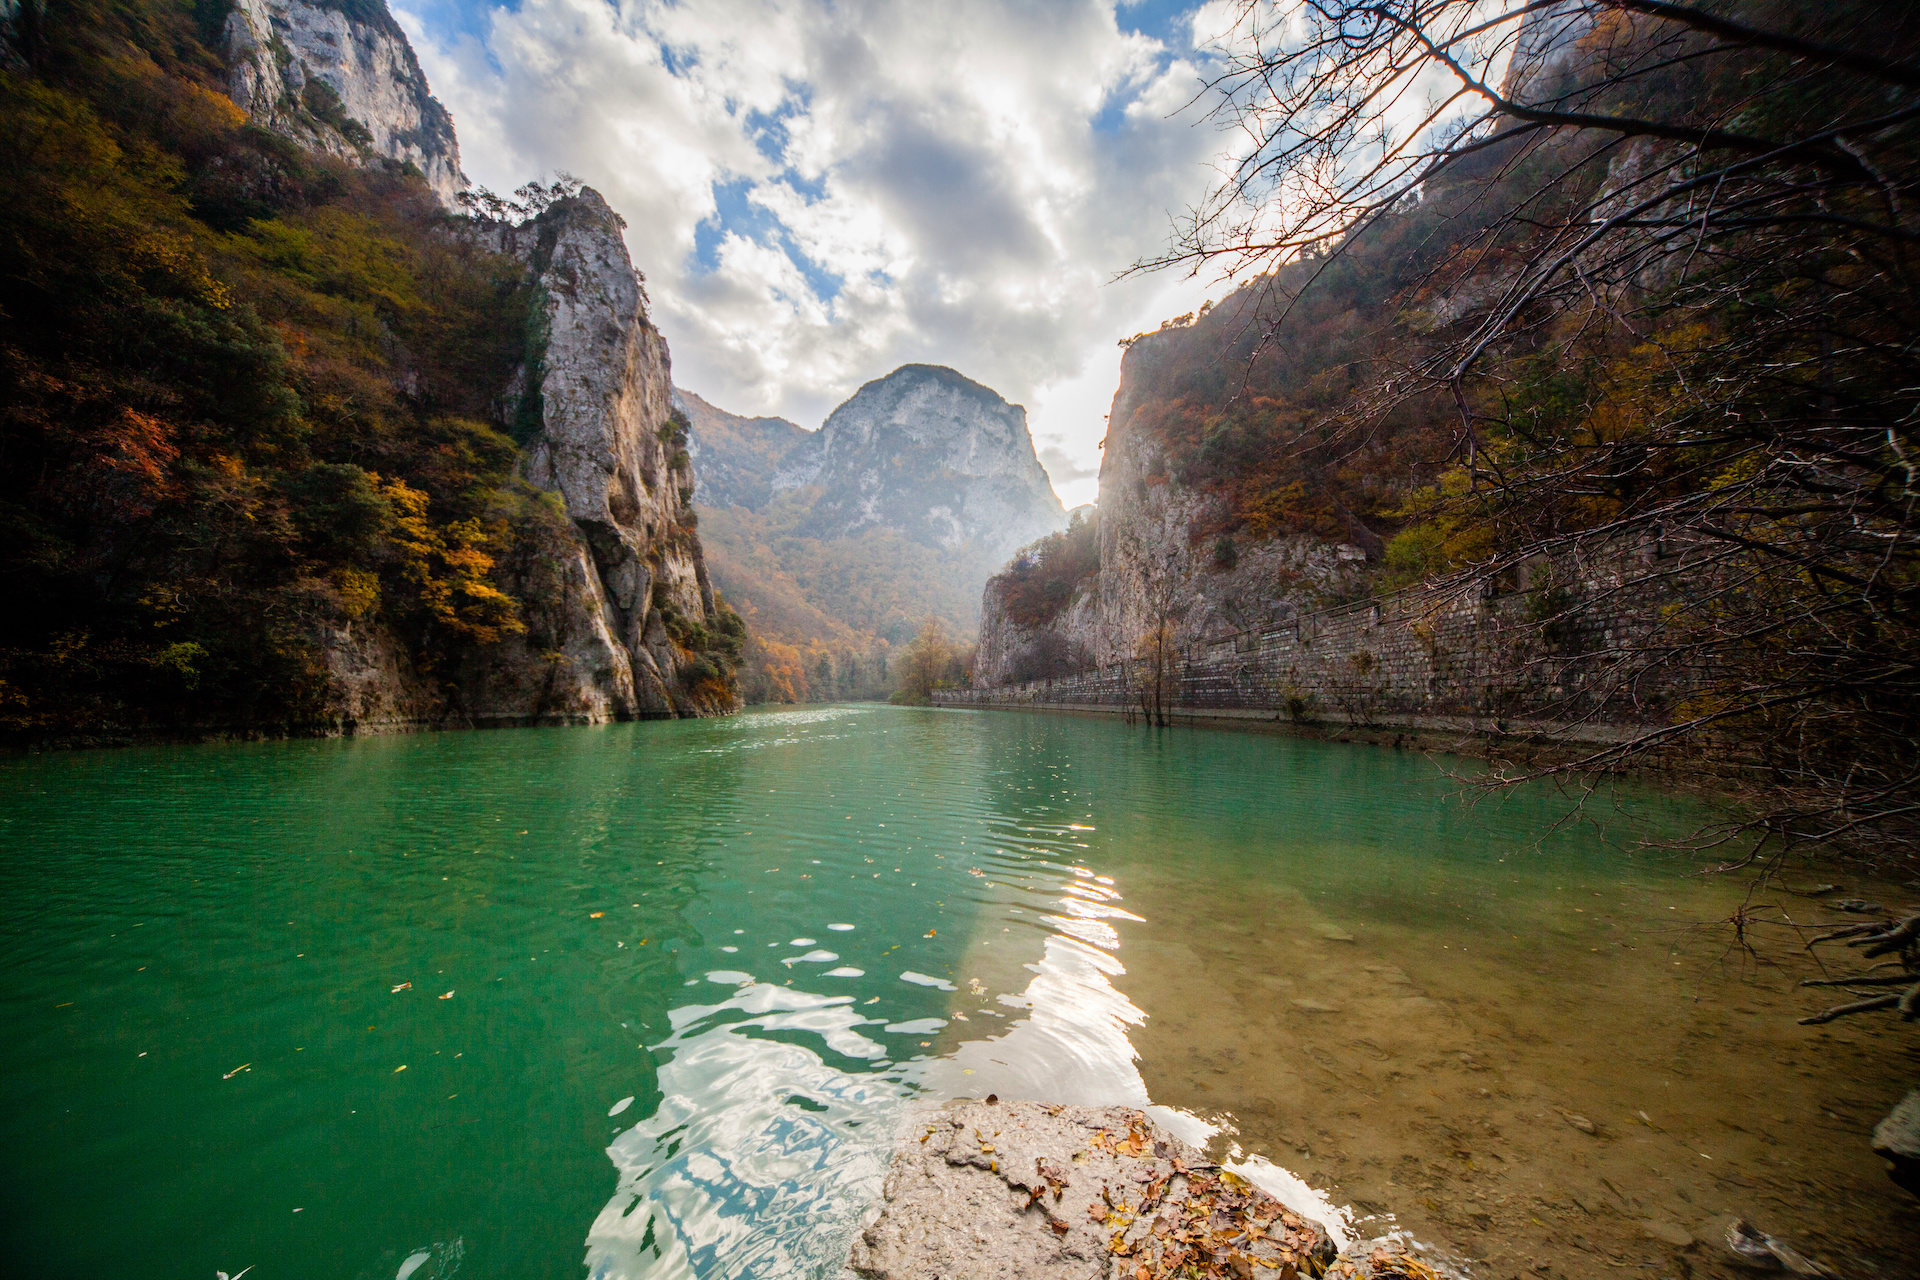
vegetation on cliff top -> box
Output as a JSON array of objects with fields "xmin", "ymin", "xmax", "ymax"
[{"xmin": 994, "ymin": 508, "xmax": 1100, "ymax": 633}]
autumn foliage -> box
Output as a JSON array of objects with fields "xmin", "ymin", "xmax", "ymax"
[{"xmin": 0, "ymin": 0, "xmax": 554, "ymax": 734}]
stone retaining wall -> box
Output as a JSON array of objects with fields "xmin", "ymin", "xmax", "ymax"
[{"xmin": 939, "ymin": 563, "xmax": 1696, "ymax": 745}]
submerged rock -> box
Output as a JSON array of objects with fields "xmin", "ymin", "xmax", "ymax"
[{"xmin": 845, "ymin": 1099, "xmax": 1337, "ymax": 1279}]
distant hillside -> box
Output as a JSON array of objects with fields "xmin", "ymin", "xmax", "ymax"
[
  {"xmin": 679, "ymin": 366, "xmax": 1063, "ymax": 702},
  {"xmin": 673, "ymin": 388, "xmax": 811, "ymax": 510}
]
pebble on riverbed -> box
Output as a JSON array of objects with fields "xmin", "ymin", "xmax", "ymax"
[{"xmin": 844, "ymin": 1099, "xmax": 1359, "ymax": 1279}]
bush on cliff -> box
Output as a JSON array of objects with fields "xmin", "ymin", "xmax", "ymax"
[{"xmin": 992, "ymin": 508, "xmax": 1100, "ymax": 630}]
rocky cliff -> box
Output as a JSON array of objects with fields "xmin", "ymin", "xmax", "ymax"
[
  {"xmin": 777, "ymin": 364, "xmax": 1064, "ymax": 555},
  {"xmin": 223, "ymin": 0, "xmax": 464, "ymax": 207},
  {"xmin": 965, "ymin": 2, "xmax": 1697, "ymax": 730},
  {"xmin": 464, "ymin": 190, "xmax": 737, "ymax": 721},
  {"xmin": 972, "ymin": 316, "xmax": 1370, "ymax": 689},
  {"xmin": 1501, "ymin": 0, "xmax": 1599, "ymax": 102},
  {"xmin": 0, "ymin": 0, "xmax": 744, "ymax": 740},
  {"xmin": 674, "ymin": 366, "xmax": 1065, "ymax": 699},
  {"xmin": 319, "ymin": 190, "xmax": 741, "ymax": 726},
  {"xmin": 229, "ymin": 35, "xmax": 737, "ymax": 724},
  {"xmin": 965, "ymin": 322, "xmax": 1693, "ymax": 736}
]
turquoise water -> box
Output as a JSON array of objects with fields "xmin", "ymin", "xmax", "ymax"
[{"xmin": 0, "ymin": 706, "xmax": 1832, "ymax": 1279}]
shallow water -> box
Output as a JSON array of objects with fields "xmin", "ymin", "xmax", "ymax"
[{"xmin": 1, "ymin": 706, "xmax": 1913, "ymax": 1279}]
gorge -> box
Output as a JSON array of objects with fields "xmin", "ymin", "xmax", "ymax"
[{"xmin": 2, "ymin": 3, "xmax": 1916, "ymax": 1280}]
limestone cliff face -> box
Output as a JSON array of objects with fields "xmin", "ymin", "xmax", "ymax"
[
  {"xmin": 311, "ymin": 191, "xmax": 740, "ymax": 728},
  {"xmin": 210, "ymin": 0, "xmax": 736, "ymax": 727},
  {"xmin": 1091, "ymin": 346, "xmax": 1367, "ymax": 659},
  {"xmin": 463, "ymin": 190, "xmax": 736, "ymax": 721},
  {"xmin": 973, "ymin": 561, "xmax": 1100, "ymax": 688},
  {"xmin": 223, "ymin": 0, "xmax": 463, "ymax": 207},
  {"xmin": 973, "ymin": 329, "xmax": 1366, "ymax": 688},
  {"xmin": 778, "ymin": 364, "xmax": 1064, "ymax": 555}
]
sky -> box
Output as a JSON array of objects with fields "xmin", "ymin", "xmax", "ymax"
[{"xmin": 394, "ymin": 0, "xmax": 1242, "ymax": 508}]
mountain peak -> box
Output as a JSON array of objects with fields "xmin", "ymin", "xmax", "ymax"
[{"xmin": 779, "ymin": 364, "xmax": 1063, "ymax": 552}]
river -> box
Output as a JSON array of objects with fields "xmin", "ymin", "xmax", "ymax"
[{"xmin": 2, "ymin": 706, "xmax": 1914, "ymax": 1279}]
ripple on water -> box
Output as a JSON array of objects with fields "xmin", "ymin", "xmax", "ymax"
[{"xmin": 584, "ymin": 983, "xmax": 901, "ymax": 1280}]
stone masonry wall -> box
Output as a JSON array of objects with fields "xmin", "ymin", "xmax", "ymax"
[{"xmin": 939, "ymin": 554, "xmax": 1698, "ymax": 745}]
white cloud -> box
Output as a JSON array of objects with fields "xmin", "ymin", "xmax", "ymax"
[{"xmin": 398, "ymin": 0, "xmax": 1230, "ymax": 496}]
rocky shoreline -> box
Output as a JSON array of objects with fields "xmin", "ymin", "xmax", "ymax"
[{"xmin": 843, "ymin": 1099, "xmax": 1442, "ymax": 1280}]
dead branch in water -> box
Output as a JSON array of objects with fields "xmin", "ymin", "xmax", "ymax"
[
  {"xmin": 1798, "ymin": 992, "xmax": 1905, "ymax": 1025},
  {"xmin": 1794, "ymin": 913, "xmax": 1920, "ymax": 1022}
]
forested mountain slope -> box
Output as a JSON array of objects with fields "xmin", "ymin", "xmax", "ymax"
[{"xmin": 0, "ymin": 0, "xmax": 742, "ymax": 738}]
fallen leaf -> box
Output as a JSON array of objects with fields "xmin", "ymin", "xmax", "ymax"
[{"xmin": 590, "ymin": 912, "xmax": 604, "ymax": 919}]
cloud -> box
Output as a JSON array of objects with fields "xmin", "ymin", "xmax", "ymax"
[
  {"xmin": 1038, "ymin": 443, "xmax": 1101, "ymax": 484},
  {"xmin": 398, "ymin": 0, "xmax": 1229, "ymax": 493}
]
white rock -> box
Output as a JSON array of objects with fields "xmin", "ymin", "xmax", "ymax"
[{"xmin": 223, "ymin": 0, "xmax": 464, "ymax": 207}]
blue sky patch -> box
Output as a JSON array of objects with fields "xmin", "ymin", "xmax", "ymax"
[
  {"xmin": 691, "ymin": 178, "xmax": 843, "ymax": 305},
  {"xmin": 1115, "ymin": 0, "xmax": 1199, "ymax": 47},
  {"xmin": 401, "ymin": 0, "xmax": 512, "ymax": 45}
]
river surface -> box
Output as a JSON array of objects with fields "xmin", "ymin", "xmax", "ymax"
[{"xmin": 2, "ymin": 706, "xmax": 1916, "ymax": 1280}]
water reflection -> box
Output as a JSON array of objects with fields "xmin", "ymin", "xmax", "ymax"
[
  {"xmin": 586, "ymin": 983, "xmax": 904, "ymax": 1279},
  {"xmin": 583, "ymin": 820, "xmax": 1349, "ymax": 1280}
]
